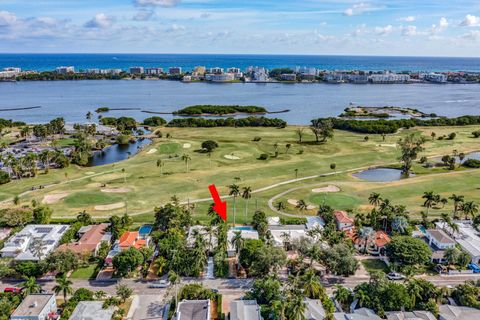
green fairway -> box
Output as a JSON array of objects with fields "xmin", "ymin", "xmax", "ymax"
[{"xmin": 1, "ymin": 124, "xmax": 479, "ymax": 224}]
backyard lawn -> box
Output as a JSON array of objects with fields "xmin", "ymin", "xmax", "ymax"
[
  {"xmin": 361, "ymin": 259, "xmax": 389, "ymax": 274},
  {"xmin": 69, "ymin": 265, "xmax": 99, "ymax": 279}
]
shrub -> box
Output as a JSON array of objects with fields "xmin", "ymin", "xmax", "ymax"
[
  {"xmin": 472, "ymin": 130, "xmax": 480, "ymax": 138},
  {"xmin": 0, "ymin": 171, "xmax": 10, "ymax": 185},
  {"xmin": 116, "ymin": 135, "xmax": 131, "ymax": 145},
  {"xmin": 143, "ymin": 116, "xmax": 167, "ymax": 127},
  {"xmin": 253, "ymin": 136, "xmax": 262, "ymax": 141},
  {"xmin": 258, "ymin": 153, "xmax": 269, "ymax": 160},
  {"xmin": 463, "ymin": 159, "xmax": 480, "ymax": 168},
  {"xmin": 447, "ymin": 132, "xmax": 457, "ymax": 140},
  {"xmin": 201, "ymin": 140, "xmax": 218, "ymax": 152}
]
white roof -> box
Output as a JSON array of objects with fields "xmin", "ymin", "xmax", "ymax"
[
  {"xmin": 386, "ymin": 311, "xmax": 436, "ymax": 320},
  {"xmin": 268, "ymin": 225, "xmax": 308, "ymax": 247},
  {"xmin": 436, "ymin": 222, "xmax": 480, "ymax": 258},
  {"xmin": 0, "ymin": 224, "xmax": 69, "ymax": 261},
  {"xmin": 304, "ymin": 298, "xmax": 326, "ymax": 320},
  {"xmin": 227, "ymin": 229, "xmax": 259, "ymax": 252},
  {"xmin": 230, "ymin": 300, "xmax": 261, "ymax": 320},
  {"xmin": 306, "ymin": 216, "xmax": 325, "ymax": 230},
  {"xmin": 439, "ymin": 305, "xmax": 480, "ymax": 320}
]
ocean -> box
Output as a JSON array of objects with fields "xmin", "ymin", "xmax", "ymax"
[{"xmin": 2, "ymin": 53, "xmax": 480, "ymax": 72}]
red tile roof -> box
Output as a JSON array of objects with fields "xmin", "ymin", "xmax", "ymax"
[
  {"xmin": 119, "ymin": 231, "xmax": 140, "ymax": 249},
  {"xmin": 374, "ymin": 231, "xmax": 391, "ymax": 248},
  {"xmin": 57, "ymin": 223, "xmax": 109, "ymax": 254},
  {"xmin": 334, "ymin": 210, "xmax": 354, "ymax": 224}
]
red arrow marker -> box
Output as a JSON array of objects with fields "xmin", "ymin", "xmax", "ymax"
[{"xmin": 208, "ymin": 184, "xmax": 227, "ymax": 221}]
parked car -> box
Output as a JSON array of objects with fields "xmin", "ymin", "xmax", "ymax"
[
  {"xmin": 468, "ymin": 263, "xmax": 480, "ymax": 273},
  {"xmin": 148, "ymin": 280, "xmax": 170, "ymax": 288},
  {"xmin": 4, "ymin": 287, "xmax": 22, "ymax": 294},
  {"xmin": 387, "ymin": 272, "xmax": 405, "ymax": 280}
]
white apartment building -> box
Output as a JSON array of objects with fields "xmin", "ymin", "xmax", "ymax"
[
  {"xmin": 421, "ymin": 72, "xmax": 447, "ymax": 83},
  {"xmin": 0, "ymin": 224, "xmax": 69, "ymax": 261},
  {"xmin": 368, "ymin": 72, "xmax": 410, "ymax": 83},
  {"xmin": 208, "ymin": 67, "xmax": 224, "ymax": 74},
  {"xmin": 4, "ymin": 67, "xmax": 21, "ymax": 73},
  {"xmin": 169, "ymin": 67, "xmax": 182, "ymax": 75},
  {"xmin": 205, "ymin": 73, "xmax": 235, "ymax": 82},
  {"xmin": 145, "ymin": 67, "xmax": 164, "ymax": 75},
  {"xmin": 56, "ymin": 66, "xmax": 75, "ymax": 74}
]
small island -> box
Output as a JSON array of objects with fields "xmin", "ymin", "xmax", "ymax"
[
  {"xmin": 339, "ymin": 106, "xmax": 437, "ymax": 119},
  {"xmin": 172, "ymin": 105, "xmax": 268, "ymax": 116}
]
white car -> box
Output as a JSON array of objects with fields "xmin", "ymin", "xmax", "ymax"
[
  {"xmin": 387, "ymin": 272, "xmax": 405, "ymax": 280},
  {"xmin": 148, "ymin": 280, "xmax": 170, "ymax": 288}
]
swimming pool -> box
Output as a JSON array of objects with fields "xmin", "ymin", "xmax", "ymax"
[
  {"xmin": 230, "ymin": 226, "xmax": 254, "ymax": 231},
  {"xmin": 139, "ymin": 225, "xmax": 153, "ymax": 236}
]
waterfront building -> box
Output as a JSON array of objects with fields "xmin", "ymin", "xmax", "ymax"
[
  {"xmin": 129, "ymin": 66, "xmax": 145, "ymax": 74},
  {"xmin": 281, "ymin": 73, "xmax": 296, "ymax": 81},
  {"xmin": 208, "ymin": 67, "xmax": 224, "ymax": 74},
  {"xmin": 145, "ymin": 67, "xmax": 164, "ymax": 75},
  {"xmin": 204, "ymin": 73, "xmax": 235, "ymax": 82},
  {"xmin": 227, "ymin": 67, "xmax": 241, "ymax": 74},
  {"xmin": 55, "ymin": 66, "xmax": 75, "ymax": 74},
  {"xmin": 3, "ymin": 67, "xmax": 21, "ymax": 73},
  {"xmin": 10, "ymin": 294, "xmax": 57, "ymax": 320},
  {"xmin": 193, "ymin": 66, "xmax": 206, "ymax": 75},
  {"xmin": 0, "ymin": 224, "xmax": 69, "ymax": 261},
  {"xmin": 420, "ymin": 72, "xmax": 447, "ymax": 83},
  {"xmin": 368, "ymin": 71, "xmax": 410, "ymax": 83},
  {"xmin": 169, "ymin": 67, "xmax": 182, "ymax": 75}
]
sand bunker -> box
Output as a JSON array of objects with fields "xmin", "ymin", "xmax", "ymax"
[
  {"xmin": 147, "ymin": 148, "xmax": 157, "ymax": 154},
  {"xmin": 183, "ymin": 143, "xmax": 191, "ymax": 148},
  {"xmin": 311, "ymin": 185, "xmax": 340, "ymax": 193},
  {"xmin": 287, "ymin": 199, "xmax": 316, "ymax": 210},
  {"xmin": 379, "ymin": 144, "xmax": 397, "ymax": 148},
  {"xmin": 94, "ymin": 202, "xmax": 125, "ymax": 211},
  {"xmin": 85, "ymin": 171, "xmax": 96, "ymax": 175},
  {"xmin": 42, "ymin": 192, "xmax": 70, "ymax": 204},
  {"xmin": 224, "ymin": 154, "xmax": 241, "ymax": 160},
  {"xmin": 101, "ymin": 188, "xmax": 131, "ymax": 193}
]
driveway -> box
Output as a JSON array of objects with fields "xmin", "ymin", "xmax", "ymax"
[{"xmin": 127, "ymin": 294, "xmax": 169, "ymax": 320}]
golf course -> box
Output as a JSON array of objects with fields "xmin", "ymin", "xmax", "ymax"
[{"xmin": 1, "ymin": 124, "xmax": 479, "ymax": 224}]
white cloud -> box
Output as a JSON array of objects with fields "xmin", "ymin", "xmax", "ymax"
[
  {"xmin": 0, "ymin": 10, "xmax": 17, "ymax": 26},
  {"xmin": 401, "ymin": 25, "xmax": 417, "ymax": 36},
  {"xmin": 343, "ymin": 3, "xmax": 371, "ymax": 16},
  {"xmin": 84, "ymin": 13, "xmax": 115, "ymax": 29},
  {"xmin": 350, "ymin": 24, "xmax": 367, "ymax": 37},
  {"xmin": 460, "ymin": 14, "xmax": 480, "ymax": 26},
  {"xmin": 399, "ymin": 16, "xmax": 416, "ymax": 22},
  {"xmin": 374, "ymin": 25, "xmax": 393, "ymax": 35},
  {"xmin": 135, "ymin": 0, "xmax": 181, "ymax": 7},
  {"xmin": 463, "ymin": 30, "xmax": 480, "ymax": 40},
  {"xmin": 166, "ymin": 23, "xmax": 186, "ymax": 32},
  {"xmin": 430, "ymin": 17, "xmax": 448, "ymax": 34},
  {"xmin": 133, "ymin": 10, "xmax": 154, "ymax": 21}
]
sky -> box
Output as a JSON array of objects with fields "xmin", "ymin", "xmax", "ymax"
[{"xmin": 1, "ymin": 0, "xmax": 480, "ymax": 56}]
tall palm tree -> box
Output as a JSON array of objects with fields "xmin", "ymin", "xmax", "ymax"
[
  {"xmin": 230, "ymin": 231, "xmax": 244, "ymax": 255},
  {"xmin": 422, "ymin": 191, "xmax": 436, "ymax": 215},
  {"xmin": 449, "ymin": 194, "xmax": 464, "ymax": 219},
  {"xmin": 296, "ymin": 199, "xmax": 308, "ymax": 211},
  {"xmin": 53, "ymin": 275, "xmax": 73, "ymax": 304},
  {"xmin": 241, "ymin": 186, "xmax": 252, "ymax": 223},
  {"xmin": 406, "ymin": 279, "xmax": 422, "ymax": 307},
  {"xmin": 300, "ymin": 269, "xmax": 324, "ymax": 299},
  {"xmin": 334, "ymin": 285, "xmax": 352, "ymax": 308},
  {"xmin": 228, "ymin": 184, "xmax": 240, "ymax": 226},
  {"xmin": 39, "ymin": 150, "xmax": 54, "ymax": 174},
  {"xmin": 368, "ymin": 192, "xmax": 382, "ymax": 208},
  {"xmin": 276, "ymin": 201, "xmax": 286, "ymax": 211},
  {"xmin": 20, "ymin": 276, "xmax": 41, "ymax": 297},
  {"xmin": 354, "ymin": 289, "xmax": 368, "ymax": 308},
  {"xmin": 462, "ymin": 201, "xmax": 479, "ymax": 220},
  {"xmin": 181, "ymin": 153, "xmax": 191, "ymax": 172}
]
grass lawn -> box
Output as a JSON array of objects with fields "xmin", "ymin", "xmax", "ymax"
[
  {"xmin": 70, "ymin": 265, "xmax": 99, "ymax": 279},
  {"xmin": 362, "ymin": 259, "xmax": 389, "ymax": 274},
  {"xmin": 1, "ymin": 125, "xmax": 480, "ymax": 223}
]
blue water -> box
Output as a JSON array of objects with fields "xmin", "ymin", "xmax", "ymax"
[
  {"xmin": 87, "ymin": 138, "xmax": 151, "ymax": 167},
  {"xmin": 2, "ymin": 53, "xmax": 480, "ymax": 72},
  {"xmin": 139, "ymin": 225, "xmax": 153, "ymax": 236},
  {"xmin": 230, "ymin": 226, "xmax": 254, "ymax": 231},
  {"xmin": 353, "ymin": 168, "xmax": 414, "ymax": 182}
]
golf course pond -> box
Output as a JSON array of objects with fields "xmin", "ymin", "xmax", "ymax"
[
  {"xmin": 353, "ymin": 168, "xmax": 413, "ymax": 182},
  {"xmin": 87, "ymin": 138, "xmax": 152, "ymax": 167}
]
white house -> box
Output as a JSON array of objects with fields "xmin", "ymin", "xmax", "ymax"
[
  {"xmin": 230, "ymin": 300, "xmax": 262, "ymax": 320},
  {"xmin": 304, "ymin": 298, "xmax": 326, "ymax": 320},
  {"xmin": 425, "ymin": 229, "xmax": 456, "ymax": 250},
  {"xmin": 69, "ymin": 301, "xmax": 115, "ymax": 320},
  {"xmin": 439, "ymin": 305, "xmax": 480, "ymax": 320},
  {"xmin": 436, "ymin": 221, "xmax": 480, "ymax": 264},
  {"xmin": 11, "ymin": 294, "xmax": 57, "ymax": 320},
  {"xmin": 0, "ymin": 224, "xmax": 69, "ymax": 261},
  {"xmin": 334, "ymin": 211, "xmax": 354, "ymax": 231},
  {"xmin": 227, "ymin": 228, "xmax": 259, "ymax": 257},
  {"xmin": 176, "ymin": 300, "xmax": 211, "ymax": 320}
]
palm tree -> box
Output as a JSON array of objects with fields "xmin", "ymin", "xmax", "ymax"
[
  {"xmin": 300, "ymin": 269, "xmax": 324, "ymax": 299},
  {"xmin": 334, "ymin": 285, "xmax": 352, "ymax": 308},
  {"xmin": 406, "ymin": 280, "xmax": 423, "ymax": 307},
  {"xmin": 228, "ymin": 184, "xmax": 240, "ymax": 226},
  {"xmin": 354, "ymin": 289, "xmax": 368, "ymax": 308},
  {"xmin": 462, "ymin": 201, "xmax": 479, "ymax": 220},
  {"xmin": 422, "ymin": 191, "xmax": 436, "ymax": 215},
  {"xmin": 285, "ymin": 295, "xmax": 307, "ymax": 320},
  {"xmin": 296, "ymin": 128, "xmax": 304, "ymax": 143},
  {"xmin": 53, "ymin": 275, "xmax": 73, "ymax": 304},
  {"xmin": 20, "ymin": 276, "xmax": 41, "ymax": 297},
  {"xmin": 168, "ymin": 270, "xmax": 180, "ymax": 307},
  {"xmin": 242, "ymin": 186, "xmax": 252, "ymax": 223},
  {"xmin": 86, "ymin": 111, "xmax": 93, "ymax": 123},
  {"xmin": 94, "ymin": 290, "xmax": 107, "ymax": 300},
  {"xmin": 285, "ymin": 144, "xmax": 291, "ymax": 154},
  {"xmin": 154, "ymin": 256, "xmax": 167, "ymax": 276},
  {"xmin": 368, "ymin": 192, "xmax": 382, "ymax": 208},
  {"xmin": 449, "ymin": 194, "xmax": 464, "ymax": 219},
  {"xmin": 230, "ymin": 231, "xmax": 244, "ymax": 255},
  {"xmin": 294, "ymin": 168, "xmax": 299, "ymax": 180},
  {"xmin": 39, "ymin": 150, "xmax": 54, "ymax": 174},
  {"xmin": 296, "ymin": 199, "xmax": 308, "ymax": 211},
  {"xmin": 181, "ymin": 153, "xmax": 191, "ymax": 172},
  {"xmin": 276, "ymin": 201, "xmax": 286, "ymax": 211}
]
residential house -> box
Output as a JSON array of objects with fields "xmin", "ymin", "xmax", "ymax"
[
  {"xmin": 57, "ymin": 223, "xmax": 111, "ymax": 256},
  {"xmin": 186, "ymin": 225, "xmax": 217, "ymax": 250},
  {"xmin": 69, "ymin": 301, "xmax": 115, "ymax": 320},
  {"xmin": 0, "ymin": 224, "xmax": 69, "ymax": 261},
  {"xmin": 334, "ymin": 211, "xmax": 354, "ymax": 231},
  {"xmin": 10, "ymin": 294, "xmax": 57, "ymax": 320},
  {"xmin": 304, "ymin": 298, "xmax": 326, "ymax": 320},
  {"xmin": 230, "ymin": 300, "xmax": 262, "ymax": 320},
  {"xmin": 128, "ymin": 295, "xmax": 169, "ymax": 320},
  {"xmin": 334, "ymin": 308, "xmax": 382, "ymax": 320},
  {"xmin": 227, "ymin": 228, "xmax": 259, "ymax": 257},
  {"xmin": 436, "ymin": 221, "xmax": 480, "ymax": 264},
  {"xmin": 425, "ymin": 228, "xmax": 456, "ymax": 264},
  {"xmin": 268, "ymin": 224, "xmax": 308, "ymax": 248},
  {"xmin": 105, "ymin": 230, "xmax": 150, "ymax": 265},
  {"xmin": 176, "ymin": 300, "xmax": 211, "ymax": 320},
  {"xmin": 346, "ymin": 228, "xmax": 391, "ymax": 255},
  {"xmin": 386, "ymin": 311, "xmax": 436, "ymax": 320},
  {"xmin": 439, "ymin": 305, "xmax": 480, "ymax": 320}
]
